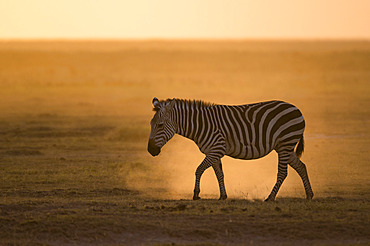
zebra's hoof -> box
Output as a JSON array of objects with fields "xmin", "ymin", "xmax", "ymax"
[
  {"xmin": 264, "ymin": 197, "xmax": 275, "ymax": 202},
  {"xmin": 193, "ymin": 196, "xmax": 201, "ymax": 200},
  {"xmin": 219, "ymin": 195, "xmax": 227, "ymax": 200},
  {"xmin": 306, "ymin": 194, "xmax": 314, "ymax": 200}
]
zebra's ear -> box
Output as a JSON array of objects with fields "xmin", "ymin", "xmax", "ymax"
[{"xmin": 153, "ymin": 97, "xmax": 160, "ymax": 108}]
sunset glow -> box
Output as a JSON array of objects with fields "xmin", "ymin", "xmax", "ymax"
[{"xmin": 1, "ymin": 0, "xmax": 370, "ymax": 39}]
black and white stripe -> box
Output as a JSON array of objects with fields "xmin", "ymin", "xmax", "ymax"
[{"xmin": 148, "ymin": 98, "xmax": 313, "ymax": 201}]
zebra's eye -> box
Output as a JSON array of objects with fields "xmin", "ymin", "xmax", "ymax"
[{"xmin": 157, "ymin": 122, "xmax": 164, "ymax": 127}]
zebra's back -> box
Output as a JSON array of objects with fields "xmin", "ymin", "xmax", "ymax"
[{"xmin": 213, "ymin": 100, "xmax": 305, "ymax": 160}]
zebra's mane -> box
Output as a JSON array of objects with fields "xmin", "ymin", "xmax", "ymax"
[
  {"xmin": 170, "ymin": 98, "xmax": 216, "ymax": 108},
  {"xmin": 153, "ymin": 98, "xmax": 216, "ymax": 112}
]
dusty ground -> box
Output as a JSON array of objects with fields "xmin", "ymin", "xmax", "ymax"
[{"xmin": 0, "ymin": 40, "xmax": 369, "ymax": 245}]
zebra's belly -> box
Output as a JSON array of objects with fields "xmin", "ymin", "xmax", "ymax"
[{"xmin": 225, "ymin": 143, "xmax": 274, "ymax": 160}]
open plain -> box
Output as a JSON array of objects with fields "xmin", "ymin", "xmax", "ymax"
[{"xmin": 0, "ymin": 40, "xmax": 369, "ymax": 245}]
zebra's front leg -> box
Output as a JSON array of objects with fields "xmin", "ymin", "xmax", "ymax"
[
  {"xmin": 212, "ymin": 160, "xmax": 227, "ymax": 200},
  {"xmin": 193, "ymin": 156, "xmax": 218, "ymax": 200}
]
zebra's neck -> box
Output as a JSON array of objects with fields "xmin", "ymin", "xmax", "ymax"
[{"xmin": 172, "ymin": 99, "xmax": 212, "ymax": 143}]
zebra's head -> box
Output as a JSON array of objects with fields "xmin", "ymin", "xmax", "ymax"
[{"xmin": 148, "ymin": 97, "xmax": 176, "ymax": 156}]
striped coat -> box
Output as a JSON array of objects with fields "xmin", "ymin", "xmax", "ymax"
[{"xmin": 148, "ymin": 98, "xmax": 313, "ymax": 201}]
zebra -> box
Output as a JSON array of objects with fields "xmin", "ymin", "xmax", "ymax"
[{"xmin": 148, "ymin": 97, "xmax": 314, "ymax": 201}]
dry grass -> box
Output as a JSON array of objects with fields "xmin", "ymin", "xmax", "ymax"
[{"xmin": 0, "ymin": 40, "xmax": 369, "ymax": 245}]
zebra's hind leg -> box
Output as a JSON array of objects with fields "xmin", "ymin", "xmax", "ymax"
[
  {"xmin": 212, "ymin": 160, "xmax": 227, "ymax": 200},
  {"xmin": 193, "ymin": 156, "xmax": 215, "ymax": 200},
  {"xmin": 289, "ymin": 155, "xmax": 314, "ymax": 200},
  {"xmin": 265, "ymin": 152, "xmax": 289, "ymax": 202}
]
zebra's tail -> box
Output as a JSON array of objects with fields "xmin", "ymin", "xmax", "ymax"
[{"xmin": 295, "ymin": 135, "xmax": 304, "ymax": 159}]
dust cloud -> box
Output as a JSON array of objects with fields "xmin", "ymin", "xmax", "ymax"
[
  {"xmin": 1, "ymin": 40, "xmax": 369, "ymax": 200},
  {"xmin": 117, "ymin": 131, "xmax": 328, "ymax": 200}
]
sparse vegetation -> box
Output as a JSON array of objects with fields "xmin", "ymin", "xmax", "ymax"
[{"xmin": 0, "ymin": 40, "xmax": 369, "ymax": 245}]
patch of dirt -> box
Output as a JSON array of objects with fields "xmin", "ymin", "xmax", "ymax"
[
  {"xmin": 4, "ymin": 148, "xmax": 43, "ymax": 156},
  {"xmin": 2, "ymin": 188, "xmax": 139, "ymax": 198}
]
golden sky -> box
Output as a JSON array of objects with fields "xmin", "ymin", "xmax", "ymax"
[{"xmin": 1, "ymin": 0, "xmax": 369, "ymax": 39}]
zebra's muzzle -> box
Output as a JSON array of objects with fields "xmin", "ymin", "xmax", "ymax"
[{"xmin": 148, "ymin": 139, "xmax": 161, "ymax": 156}]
